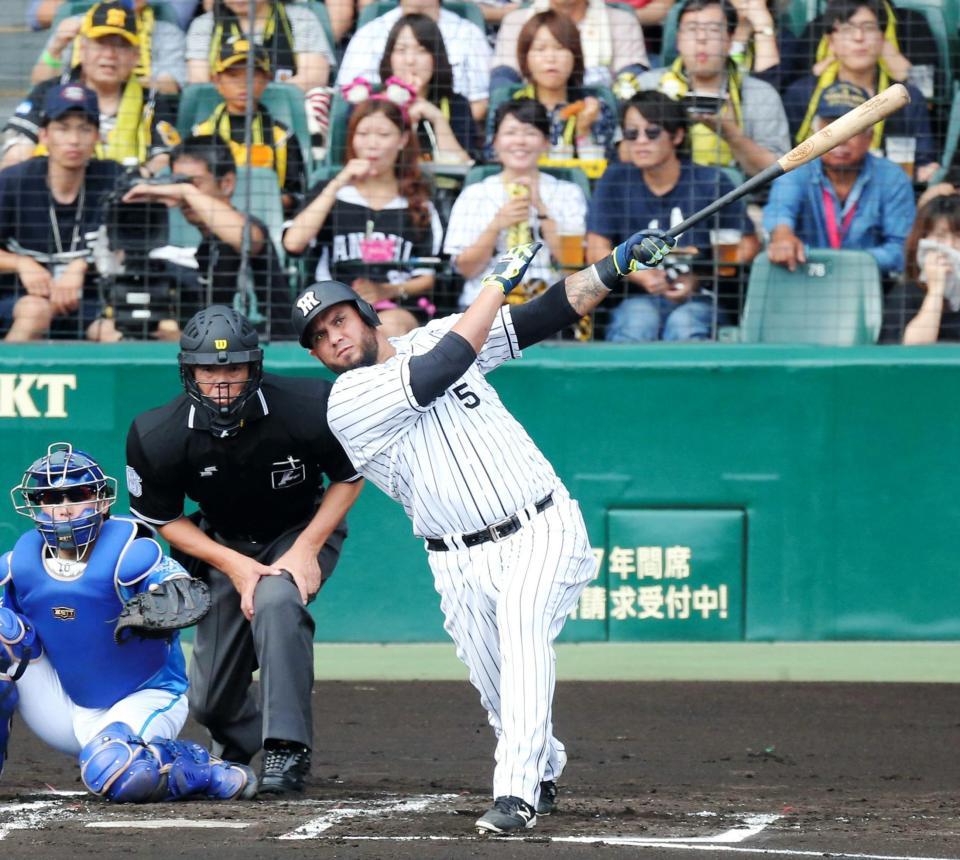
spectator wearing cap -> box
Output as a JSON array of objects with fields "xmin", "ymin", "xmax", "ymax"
[
  {"xmin": 337, "ymin": 0, "xmax": 492, "ymax": 123},
  {"xmin": 2, "ymin": 1, "xmax": 180, "ymax": 172},
  {"xmin": 627, "ymin": 0, "xmax": 789, "ymax": 177},
  {"xmin": 783, "ymin": 0, "xmax": 938, "ymax": 182},
  {"xmin": 187, "ymin": 0, "xmax": 335, "ymax": 93},
  {"xmin": 192, "ymin": 36, "xmax": 306, "ymax": 213},
  {"xmin": 31, "ymin": 0, "xmax": 186, "ymax": 95},
  {"xmin": 763, "ymin": 81, "xmax": 915, "ymax": 276},
  {"xmin": 0, "ymin": 84, "xmax": 126, "ymax": 342}
]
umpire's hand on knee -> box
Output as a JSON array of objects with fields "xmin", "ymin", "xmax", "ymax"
[
  {"xmin": 273, "ymin": 542, "xmax": 323, "ymax": 605},
  {"xmin": 222, "ymin": 553, "xmax": 283, "ymax": 620}
]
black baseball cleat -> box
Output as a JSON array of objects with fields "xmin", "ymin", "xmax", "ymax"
[
  {"xmin": 475, "ymin": 795, "xmax": 537, "ymax": 834},
  {"xmin": 258, "ymin": 743, "xmax": 311, "ymax": 795},
  {"xmin": 536, "ymin": 779, "xmax": 558, "ymax": 815}
]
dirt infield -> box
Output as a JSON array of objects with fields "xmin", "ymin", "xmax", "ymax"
[{"xmin": 2, "ymin": 681, "xmax": 959, "ymax": 859}]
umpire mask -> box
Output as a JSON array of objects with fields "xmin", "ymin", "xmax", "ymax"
[{"xmin": 179, "ymin": 305, "xmax": 264, "ymax": 438}]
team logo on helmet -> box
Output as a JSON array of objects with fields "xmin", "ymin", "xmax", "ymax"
[
  {"xmin": 214, "ymin": 339, "xmax": 228, "ymax": 350},
  {"xmin": 296, "ymin": 291, "xmax": 320, "ymax": 315}
]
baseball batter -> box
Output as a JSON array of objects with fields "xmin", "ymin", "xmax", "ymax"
[
  {"xmin": 291, "ymin": 228, "xmax": 674, "ymax": 833},
  {"xmin": 0, "ymin": 442, "xmax": 256, "ymax": 802}
]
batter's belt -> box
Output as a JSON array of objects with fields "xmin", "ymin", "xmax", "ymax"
[{"xmin": 425, "ymin": 492, "xmax": 554, "ymax": 552}]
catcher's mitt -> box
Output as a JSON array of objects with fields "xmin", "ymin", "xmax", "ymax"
[{"xmin": 114, "ymin": 577, "xmax": 211, "ymax": 644}]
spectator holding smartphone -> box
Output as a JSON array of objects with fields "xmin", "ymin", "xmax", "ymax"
[{"xmin": 628, "ymin": 0, "xmax": 789, "ymax": 177}]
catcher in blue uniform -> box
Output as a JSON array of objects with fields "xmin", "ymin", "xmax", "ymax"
[{"xmin": 0, "ymin": 442, "xmax": 256, "ymax": 802}]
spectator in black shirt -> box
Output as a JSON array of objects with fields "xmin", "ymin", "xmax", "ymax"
[
  {"xmin": 0, "ymin": 83, "xmax": 124, "ymax": 342},
  {"xmin": 122, "ymin": 134, "xmax": 293, "ymax": 338}
]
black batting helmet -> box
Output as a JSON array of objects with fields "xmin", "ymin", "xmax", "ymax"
[
  {"xmin": 179, "ymin": 305, "xmax": 264, "ymax": 436},
  {"xmin": 292, "ymin": 281, "xmax": 380, "ymax": 349}
]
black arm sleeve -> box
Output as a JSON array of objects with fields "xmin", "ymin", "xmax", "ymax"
[
  {"xmin": 511, "ymin": 279, "xmax": 583, "ymax": 349},
  {"xmin": 408, "ymin": 331, "xmax": 478, "ymax": 406}
]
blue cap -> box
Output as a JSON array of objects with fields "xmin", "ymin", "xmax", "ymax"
[
  {"xmin": 42, "ymin": 83, "xmax": 100, "ymax": 126},
  {"xmin": 815, "ymin": 81, "xmax": 870, "ymax": 120}
]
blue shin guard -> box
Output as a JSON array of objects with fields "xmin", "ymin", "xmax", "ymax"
[
  {"xmin": 0, "ymin": 673, "xmax": 17, "ymax": 779},
  {"xmin": 79, "ymin": 722, "xmax": 163, "ymax": 803},
  {"xmin": 150, "ymin": 739, "xmax": 257, "ymax": 801}
]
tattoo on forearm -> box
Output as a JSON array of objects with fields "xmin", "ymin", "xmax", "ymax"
[{"xmin": 565, "ymin": 266, "xmax": 611, "ymax": 315}]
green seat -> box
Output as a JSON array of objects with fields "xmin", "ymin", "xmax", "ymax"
[
  {"xmin": 356, "ymin": 0, "xmax": 486, "ymax": 31},
  {"xmin": 929, "ymin": 79, "xmax": 960, "ymax": 183},
  {"xmin": 740, "ymin": 250, "xmax": 882, "ymax": 345},
  {"xmin": 177, "ymin": 82, "xmax": 314, "ymax": 174},
  {"xmin": 888, "ymin": 0, "xmax": 956, "ymax": 102},
  {"xmin": 322, "ymin": 92, "xmax": 353, "ymax": 167},
  {"xmin": 52, "ymin": 1, "xmax": 181, "ymax": 30},
  {"xmin": 463, "ymin": 163, "xmax": 591, "ymax": 200}
]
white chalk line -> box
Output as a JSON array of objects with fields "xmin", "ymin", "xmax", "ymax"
[
  {"xmin": 278, "ymin": 793, "xmax": 460, "ymax": 840},
  {"xmin": 87, "ymin": 819, "xmax": 250, "ymax": 830},
  {"xmin": 0, "ymin": 799, "xmax": 73, "ymax": 840}
]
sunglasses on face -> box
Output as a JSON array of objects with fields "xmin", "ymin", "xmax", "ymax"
[
  {"xmin": 623, "ymin": 125, "xmax": 664, "ymax": 142},
  {"xmin": 30, "ymin": 487, "xmax": 96, "ymax": 506}
]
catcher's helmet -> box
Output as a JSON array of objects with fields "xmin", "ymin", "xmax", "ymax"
[
  {"xmin": 10, "ymin": 442, "xmax": 117, "ymax": 560},
  {"xmin": 179, "ymin": 305, "xmax": 264, "ymax": 436},
  {"xmin": 291, "ymin": 281, "xmax": 380, "ymax": 349}
]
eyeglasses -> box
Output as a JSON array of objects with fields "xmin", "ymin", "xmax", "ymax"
[
  {"xmin": 623, "ymin": 125, "xmax": 664, "ymax": 142},
  {"xmin": 677, "ymin": 23, "xmax": 727, "ymax": 38},
  {"xmin": 833, "ymin": 21, "xmax": 882, "ymax": 37}
]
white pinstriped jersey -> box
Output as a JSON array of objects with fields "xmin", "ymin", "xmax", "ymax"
[{"xmin": 326, "ymin": 308, "xmax": 560, "ymax": 538}]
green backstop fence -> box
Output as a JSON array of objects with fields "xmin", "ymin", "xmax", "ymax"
[{"xmin": 0, "ymin": 342, "xmax": 956, "ymax": 643}]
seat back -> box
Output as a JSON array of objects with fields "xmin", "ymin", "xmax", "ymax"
[{"xmin": 740, "ymin": 250, "xmax": 882, "ymax": 345}]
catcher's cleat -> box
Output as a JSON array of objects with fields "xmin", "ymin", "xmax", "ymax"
[
  {"xmin": 480, "ymin": 242, "xmax": 542, "ymax": 295},
  {"xmin": 536, "ymin": 779, "xmax": 558, "ymax": 816},
  {"xmin": 258, "ymin": 743, "xmax": 311, "ymax": 795},
  {"xmin": 475, "ymin": 795, "xmax": 537, "ymax": 835}
]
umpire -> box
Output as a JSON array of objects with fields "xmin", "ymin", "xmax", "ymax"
[{"xmin": 125, "ymin": 305, "xmax": 363, "ymax": 794}]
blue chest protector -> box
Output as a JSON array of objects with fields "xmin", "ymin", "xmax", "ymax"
[{"xmin": 6, "ymin": 518, "xmax": 187, "ymax": 709}]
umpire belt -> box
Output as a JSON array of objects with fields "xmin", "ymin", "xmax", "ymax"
[{"xmin": 425, "ymin": 493, "xmax": 554, "ymax": 552}]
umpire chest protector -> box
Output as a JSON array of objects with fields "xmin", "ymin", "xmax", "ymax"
[
  {"xmin": 127, "ymin": 373, "xmax": 358, "ymax": 543},
  {"xmin": 5, "ymin": 518, "xmax": 172, "ymax": 708}
]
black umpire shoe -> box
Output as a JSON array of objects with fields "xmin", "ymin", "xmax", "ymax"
[
  {"xmin": 536, "ymin": 780, "xmax": 558, "ymax": 815},
  {"xmin": 258, "ymin": 742, "xmax": 311, "ymax": 795}
]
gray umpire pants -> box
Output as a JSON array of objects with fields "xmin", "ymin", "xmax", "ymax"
[{"xmin": 185, "ymin": 518, "xmax": 347, "ymax": 762}]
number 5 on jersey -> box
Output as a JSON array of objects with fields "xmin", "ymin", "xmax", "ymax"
[{"xmin": 453, "ymin": 384, "xmax": 480, "ymax": 409}]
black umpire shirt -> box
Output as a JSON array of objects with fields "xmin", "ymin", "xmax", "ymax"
[{"xmin": 125, "ymin": 372, "xmax": 360, "ymax": 544}]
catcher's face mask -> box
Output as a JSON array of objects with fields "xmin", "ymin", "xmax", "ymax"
[{"xmin": 11, "ymin": 442, "xmax": 117, "ymax": 560}]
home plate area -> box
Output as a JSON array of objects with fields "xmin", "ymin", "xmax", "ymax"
[{"xmin": 1, "ymin": 680, "xmax": 959, "ymax": 858}]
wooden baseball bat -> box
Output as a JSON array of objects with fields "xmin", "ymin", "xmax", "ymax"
[{"xmin": 664, "ymin": 83, "xmax": 911, "ymax": 240}]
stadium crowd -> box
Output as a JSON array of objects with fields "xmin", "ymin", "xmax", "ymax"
[{"xmin": 1, "ymin": 0, "xmax": 958, "ymax": 344}]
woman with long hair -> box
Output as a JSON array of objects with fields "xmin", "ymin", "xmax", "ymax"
[
  {"xmin": 284, "ymin": 99, "xmax": 443, "ymax": 338},
  {"xmin": 487, "ymin": 10, "xmax": 617, "ymax": 160},
  {"xmin": 378, "ymin": 13, "xmax": 478, "ymax": 164},
  {"xmin": 186, "ymin": 0, "xmax": 333, "ymax": 91},
  {"xmin": 882, "ymin": 195, "xmax": 960, "ymax": 345}
]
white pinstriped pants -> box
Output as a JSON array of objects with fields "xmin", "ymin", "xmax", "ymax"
[{"xmin": 426, "ymin": 488, "xmax": 596, "ymax": 807}]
